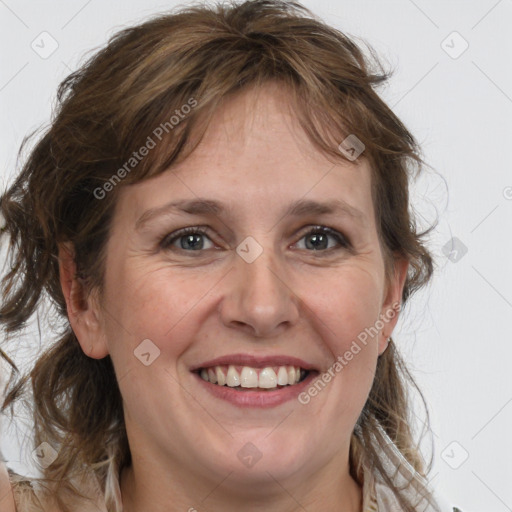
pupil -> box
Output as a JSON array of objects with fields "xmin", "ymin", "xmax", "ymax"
[
  {"xmin": 307, "ymin": 233, "xmax": 326, "ymax": 250},
  {"xmin": 182, "ymin": 234, "xmax": 203, "ymax": 250}
]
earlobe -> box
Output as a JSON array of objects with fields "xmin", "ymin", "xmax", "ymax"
[
  {"xmin": 58, "ymin": 242, "xmax": 109, "ymax": 359},
  {"xmin": 378, "ymin": 256, "xmax": 409, "ymax": 355}
]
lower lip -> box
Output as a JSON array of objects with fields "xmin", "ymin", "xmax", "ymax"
[{"xmin": 193, "ymin": 371, "xmax": 319, "ymax": 408}]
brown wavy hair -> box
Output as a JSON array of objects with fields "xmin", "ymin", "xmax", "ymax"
[{"xmin": 0, "ymin": 1, "xmax": 438, "ymax": 510}]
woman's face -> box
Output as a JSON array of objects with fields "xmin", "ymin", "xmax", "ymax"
[{"xmin": 72, "ymin": 83, "xmax": 407, "ymax": 499}]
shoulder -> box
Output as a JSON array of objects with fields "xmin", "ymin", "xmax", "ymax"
[
  {"xmin": 358, "ymin": 426, "xmax": 464, "ymax": 512},
  {"xmin": 0, "ymin": 461, "xmax": 16, "ymax": 512},
  {"xmin": 360, "ymin": 453, "xmax": 463, "ymax": 512},
  {"xmin": 0, "ymin": 463, "xmax": 45, "ymax": 512},
  {"xmin": 0, "ymin": 461, "xmax": 107, "ymax": 512},
  {"xmin": 0, "ymin": 462, "xmax": 55, "ymax": 512}
]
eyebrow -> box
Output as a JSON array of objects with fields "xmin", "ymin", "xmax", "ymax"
[{"xmin": 135, "ymin": 197, "xmax": 367, "ymax": 231}]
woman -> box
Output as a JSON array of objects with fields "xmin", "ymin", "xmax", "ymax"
[{"xmin": 0, "ymin": 1, "xmax": 461, "ymax": 510}]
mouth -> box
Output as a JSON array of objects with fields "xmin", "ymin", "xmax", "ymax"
[
  {"xmin": 194, "ymin": 364, "xmax": 311, "ymax": 390},
  {"xmin": 190, "ymin": 355, "xmax": 320, "ymax": 407}
]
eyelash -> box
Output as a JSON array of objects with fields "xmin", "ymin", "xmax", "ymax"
[{"xmin": 159, "ymin": 225, "xmax": 351, "ymax": 255}]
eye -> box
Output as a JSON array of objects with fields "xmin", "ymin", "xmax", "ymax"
[
  {"xmin": 159, "ymin": 225, "xmax": 350, "ymax": 254},
  {"xmin": 160, "ymin": 227, "xmax": 215, "ymax": 252},
  {"xmin": 294, "ymin": 226, "xmax": 350, "ymax": 252}
]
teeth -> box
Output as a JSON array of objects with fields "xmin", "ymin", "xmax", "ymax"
[
  {"xmin": 207, "ymin": 368, "xmax": 217, "ymax": 384},
  {"xmin": 199, "ymin": 365, "xmax": 305, "ymax": 389},
  {"xmin": 226, "ymin": 365, "xmax": 240, "ymax": 387},
  {"xmin": 240, "ymin": 367, "xmax": 258, "ymax": 388},
  {"xmin": 277, "ymin": 366, "xmax": 288, "ymax": 385},
  {"xmin": 216, "ymin": 367, "xmax": 226, "ymax": 386},
  {"xmin": 259, "ymin": 367, "xmax": 277, "ymax": 388}
]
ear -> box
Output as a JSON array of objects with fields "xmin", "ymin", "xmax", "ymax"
[
  {"xmin": 378, "ymin": 255, "xmax": 409, "ymax": 355},
  {"xmin": 58, "ymin": 242, "xmax": 109, "ymax": 359}
]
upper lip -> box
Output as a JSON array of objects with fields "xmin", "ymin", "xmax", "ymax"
[{"xmin": 190, "ymin": 354, "xmax": 318, "ymax": 372}]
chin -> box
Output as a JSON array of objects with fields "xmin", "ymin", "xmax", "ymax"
[{"xmin": 227, "ymin": 439, "xmax": 312, "ymax": 481}]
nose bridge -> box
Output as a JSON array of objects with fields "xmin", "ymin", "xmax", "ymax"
[{"xmin": 220, "ymin": 236, "xmax": 300, "ymax": 337}]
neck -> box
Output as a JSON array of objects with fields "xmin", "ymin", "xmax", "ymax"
[{"xmin": 120, "ymin": 451, "xmax": 362, "ymax": 512}]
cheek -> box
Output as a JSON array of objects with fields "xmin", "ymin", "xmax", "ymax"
[
  {"xmin": 101, "ymin": 263, "xmax": 212, "ymax": 368},
  {"xmin": 309, "ymin": 263, "xmax": 383, "ymax": 351},
  {"xmin": 303, "ymin": 265, "xmax": 382, "ymax": 406},
  {"xmin": 101, "ymin": 267, "xmax": 207, "ymax": 428}
]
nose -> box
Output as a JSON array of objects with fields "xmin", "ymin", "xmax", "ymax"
[{"xmin": 219, "ymin": 245, "xmax": 301, "ymax": 338}]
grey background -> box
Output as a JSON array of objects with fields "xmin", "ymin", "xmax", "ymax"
[{"xmin": 1, "ymin": 1, "xmax": 511, "ymax": 510}]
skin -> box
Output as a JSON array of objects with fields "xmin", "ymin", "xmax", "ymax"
[
  {"xmin": 0, "ymin": 462, "xmax": 16, "ymax": 512},
  {"xmin": 59, "ymin": 81, "xmax": 408, "ymax": 512}
]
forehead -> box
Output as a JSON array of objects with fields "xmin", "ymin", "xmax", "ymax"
[{"xmin": 117, "ymin": 82, "xmax": 375, "ymax": 226}]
